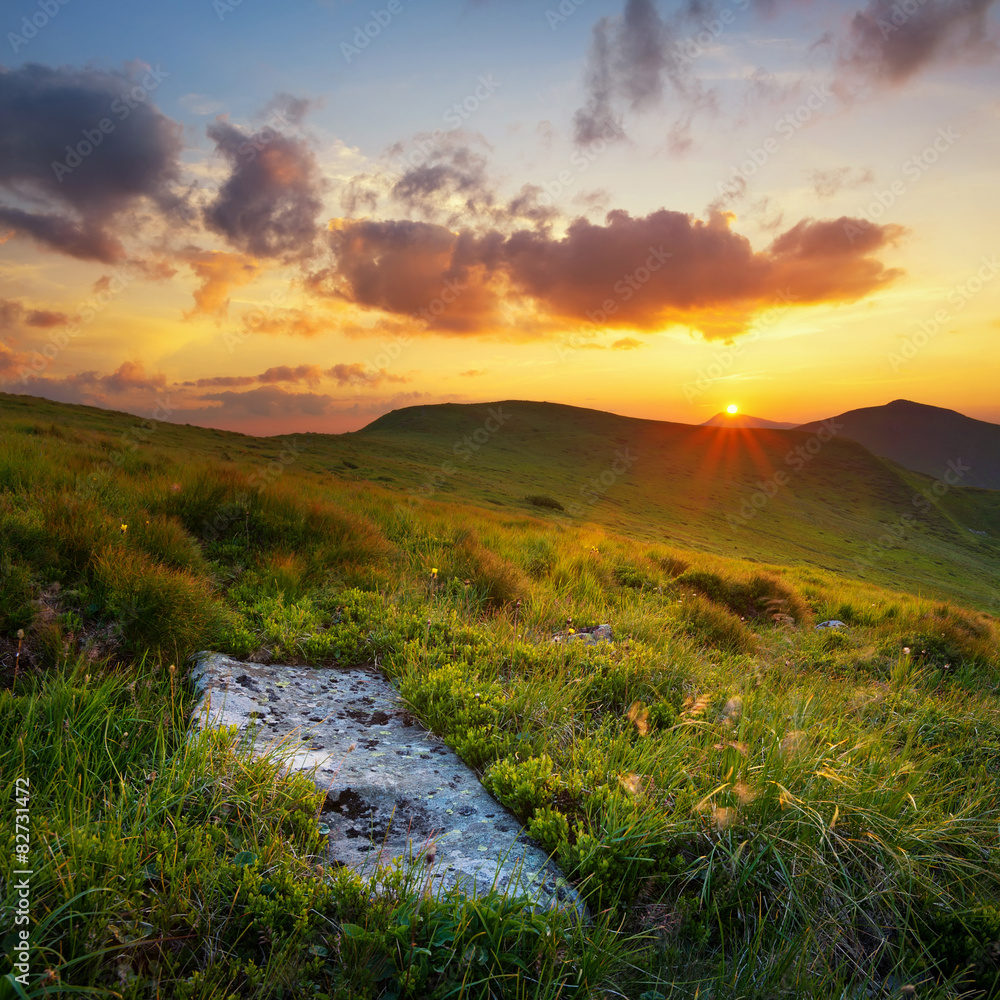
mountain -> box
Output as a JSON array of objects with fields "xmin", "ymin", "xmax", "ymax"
[
  {"xmin": 3, "ymin": 392, "xmax": 998, "ymax": 609},
  {"xmin": 357, "ymin": 399, "xmax": 1000, "ymax": 609},
  {"xmin": 796, "ymin": 399, "xmax": 1000, "ymax": 490},
  {"xmin": 702, "ymin": 412, "xmax": 797, "ymax": 429}
]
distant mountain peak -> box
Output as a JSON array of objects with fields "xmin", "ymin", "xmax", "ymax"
[{"xmin": 701, "ymin": 412, "xmax": 798, "ymax": 429}]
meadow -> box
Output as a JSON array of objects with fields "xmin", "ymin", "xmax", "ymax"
[{"xmin": 2, "ymin": 393, "xmax": 1000, "ymax": 999}]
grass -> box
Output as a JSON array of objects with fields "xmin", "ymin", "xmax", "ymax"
[{"xmin": 1, "ymin": 395, "xmax": 1000, "ymax": 998}]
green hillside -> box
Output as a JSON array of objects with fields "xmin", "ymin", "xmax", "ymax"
[{"xmin": 3, "ymin": 391, "xmax": 1000, "ymax": 999}]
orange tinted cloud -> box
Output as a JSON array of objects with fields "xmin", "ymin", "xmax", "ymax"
[
  {"xmin": 316, "ymin": 209, "xmax": 903, "ymax": 340},
  {"xmin": 184, "ymin": 250, "xmax": 260, "ymax": 318}
]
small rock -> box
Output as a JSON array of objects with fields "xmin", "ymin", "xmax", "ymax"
[
  {"xmin": 553, "ymin": 624, "xmax": 613, "ymax": 645},
  {"xmin": 815, "ymin": 620, "xmax": 848, "ymax": 630}
]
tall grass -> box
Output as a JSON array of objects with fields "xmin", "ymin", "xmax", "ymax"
[{"xmin": 2, "ymin": 411, "xmax": 1000, "ymax": 997}]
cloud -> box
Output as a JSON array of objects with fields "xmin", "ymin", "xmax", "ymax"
[
  {"xmin": 326, "ymin": 362, "xmax": 409, "ymax": 386},
  {"xmin": 837, "ymin": 0, "xmax": 1000, "ymax": 88},
  {"xmin": 0, "ymin": 63, "xmax": 182, "ymax": 262},
  {"xmin": 612, "ymin": 336, "xmax": 643, "ymax": 349},
  {"xmin": 238, "ymin": 306, "xmax": 331, "ymax": 339},
  {"xmin": 203, "ymin": 103, "xmax": 327, "ymax": 259},
  {"xmin": 572, "ymin": 0, "xmax": 719, "ymax": 146},
  {"xmin": 0, "ymin": 298, "xmax": 71, "ymax": 330},
  {"xmin": 196, "ymin": 384, "xmax": 335, "ymax": 418},
  {"xmin": 314, "ymin": 208, "xmax": 904, "ymax": 340},
  {"xmin": 258, "ymin": 363, "xmax": 323, "ymax": 385},
  {"xmin": 9, "ymin": 360, "xmax": 166, "ymax": 405},
  {"xmin": 459, "ymin": 368, "xmax": 488, "ymax": 377},
  {"xmin": 0, "ymin": 342, "xmax": 29, "ymax": 379},
  {"xmin": 182, "ymin": 249, "xmax": 260, "ymax": 318},
  {"xmin": 188, "ymin": 361, "xmax": 408, "ymax": 390},
  {"xmin": 807, "ymin": 165, "xmax": 875, "ymax": 198},
  {"xmin": 343, "ymin": 131, "xmax": 558, "ymax": 230}
]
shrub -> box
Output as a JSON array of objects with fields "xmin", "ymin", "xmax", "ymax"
[
  {"xmin": 452, "ymin": 530, "xmax": 529, "ymax": 608},
  {"xmin": 525, "ymin": 494, "xmax": 565, "ymax": 511},
  {"xmin": 91, "ymin": 549, "xmax": 230, "ymax": 659},
  {"xmin": 677, "ymin": 569, "xmax": 812, "ymax": 626},
  {"xmin": 680, "ymin": 593, "xmax": 758, "ymax": 654}
]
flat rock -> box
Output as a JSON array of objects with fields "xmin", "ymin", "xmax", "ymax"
[{"xmin": 189, "ymin": 652, "xmax": 586, "ymax": 919}]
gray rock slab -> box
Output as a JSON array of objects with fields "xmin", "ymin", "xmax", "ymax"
[{"xmin": 189, "ymin": 652, "xmax": 586, "ymax": 918}]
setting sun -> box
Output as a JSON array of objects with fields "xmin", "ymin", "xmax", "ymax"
[{"xmin": 726, "ymin": 404, "xmax": 739, "ymax": 415}]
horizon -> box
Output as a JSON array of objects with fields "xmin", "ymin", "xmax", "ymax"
[{"xmin": 2, "ymin": 0, "xmax": 999, "ymax": 435}]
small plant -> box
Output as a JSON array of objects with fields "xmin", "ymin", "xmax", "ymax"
[{"xmin": 525, "ymin": 494, "xmax": 565, "ymax": 511}]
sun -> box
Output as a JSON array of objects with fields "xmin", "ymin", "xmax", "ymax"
[{"xmin": 726, "ymin": 403, "xmax": 739, "ymax": 415}]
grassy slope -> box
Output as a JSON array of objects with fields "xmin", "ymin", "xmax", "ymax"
[
  {"xmin": 3, "ymin": 392, "xmax": 1000, "ymax": 999},
  {"xmin": 349, "ymin": 400, "xmax": 1000, "ymax": 609}
]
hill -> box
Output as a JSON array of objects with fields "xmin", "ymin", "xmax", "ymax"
[
  {"xmin": 797, "ymin": 398, "xmax": 1000, "ymax": 489},
  {"xmin": 4, "ymin": 389, "xmax": 1000, "ymax": 998},
  {"xmin": 357, "ymin": 399, "xmax": 1000, "ymax": 610},
  {"xmin": 701, "ymin": 411, "xmax": 797, "ymax": 429}
]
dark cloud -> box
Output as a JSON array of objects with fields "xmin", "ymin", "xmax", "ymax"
[
  {"xmin": 189, "ymin": 362, "xmax": 408, "ymax": 390},
  {"xmin": 326, "ymin": 362, "xmax": 409, "ymax": 386},
  {"xmin": 838, "ymin": 0, "xmax": 999, "ymax": 87},
  {"xmin": 0, "ymin": 63, "xmax": 182, "ymax": 262},
  {"xmin": 203, "ymin": 107, "xmax": 327, "ymax": 260},
  {"xmin": 0, "ymin": 298, "xmax": 71, "ymax": 330},
  {"xmin": 191, "ymin": 375, "xmax": 257, "ymax": 388},
  {"xmin": 344, "ymin": 132, "xmax": 557, "ymax": 230},
  {"xmin": 314, "ymin": 208, "xmax": 904, "ymax": 340},
  {"xmin": 258, "ymin": 363, "xmax": 323, "ymax": 385},
  {"xmin": 572, "ymin": 0, "xmax": 718, "ymax": 146},
  {"xmin": 10, "ymin": 360, "xmax": 166, "ymax": 404}
]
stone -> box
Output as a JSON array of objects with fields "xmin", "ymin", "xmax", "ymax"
[
  {"xmin": 815, "ymin": 620, "xmax": 848, "ymax": 629},
  {"xmin": 552, "ymin": 624, "xmax": 613, "ymax": 645},
  {"xmin": 188, "ymin": 652, "xmax": 587, "ymax": 919}
]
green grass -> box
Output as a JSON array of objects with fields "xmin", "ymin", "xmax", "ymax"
[{"xmin": 2, "ymin": 394, "xmax": 1000, "ymax": 998}]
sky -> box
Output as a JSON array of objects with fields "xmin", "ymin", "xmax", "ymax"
[{"xmin": 1, "ymin": 0, "xmax": 998, "ymax": 435}]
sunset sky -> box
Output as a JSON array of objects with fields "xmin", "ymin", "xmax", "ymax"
[{"xmin": 1, "ymin": 0, "xmax": 998, "ymax": 435}]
